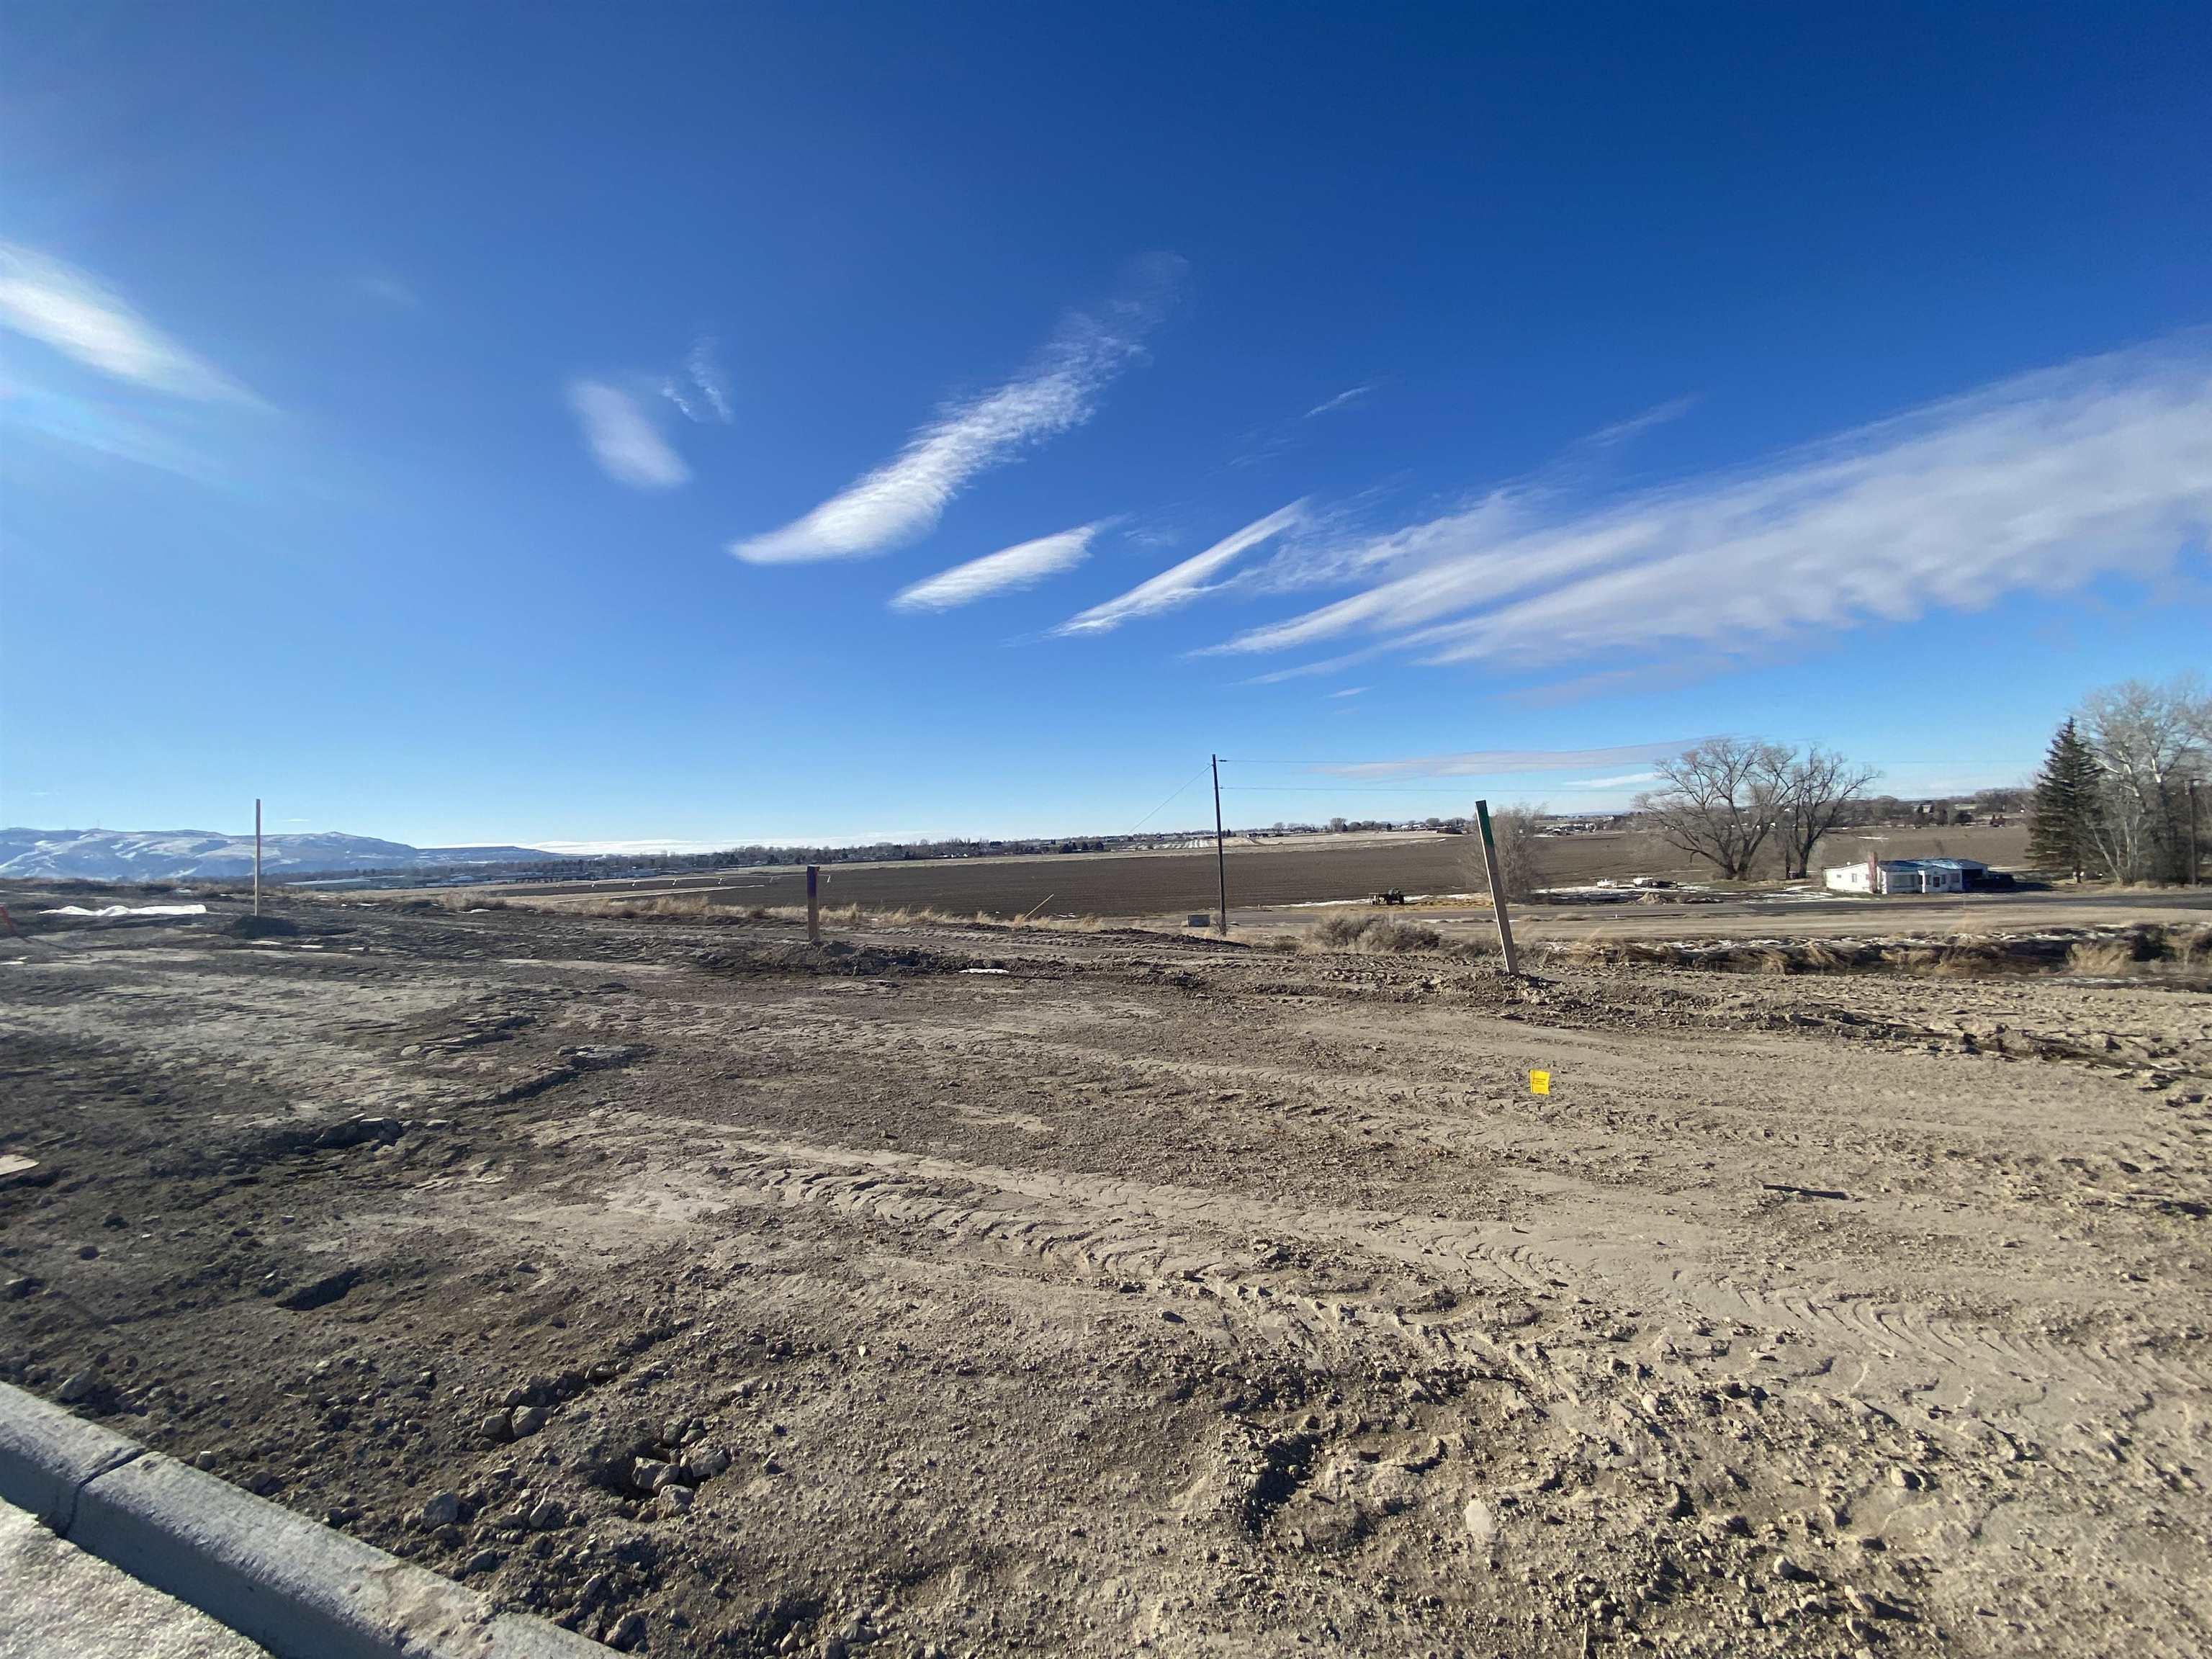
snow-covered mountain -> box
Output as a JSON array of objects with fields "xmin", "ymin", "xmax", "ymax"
[{"xmin": 0, "ymin": 828, "xmax": 566, "ymax": 881}]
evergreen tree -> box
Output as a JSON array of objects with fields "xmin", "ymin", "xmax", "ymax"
[{"xmin": 2026, "ymin": 719, "xmax": 2102, "ymax": 880}]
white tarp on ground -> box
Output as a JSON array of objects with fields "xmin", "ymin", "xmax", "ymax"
[{"xmin": 41, "ymin": 904, "xmax": 209, "ymax": 919}]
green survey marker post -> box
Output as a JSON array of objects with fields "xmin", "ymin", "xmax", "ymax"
[{"xmin": 1473, "ymin": 799, "xmax": 1520, "ymax": 977}]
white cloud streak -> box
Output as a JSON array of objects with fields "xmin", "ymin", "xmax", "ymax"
[
  {"xmin": 891, "ymin": 523, "xmax": 1102, "ymax": 613},
  {"xmin": 0, "ymin": 242, "xmax": 251, "ymax": 401},
  {"xmin": 731, "ymin": 255, "xmax": 1184, "ymax": 565},
  {"xmin": 1215, "ymin": 338, "xmax": 2212, "ymax": 670},
  {"xmin": 1305, "ymin": 384, "xmax": 1373, "ymax": 418},
  {"xmin": 663, "ymin": 337, "xmax": 732, "ymax": 423},
  {"xmin": 1323, "ymin": 740, "xmax": 1714, "ymax": 781},
  {"xmin": 567, "ymin": 379, "xmax": 689, "ymax": 489},
  {"xmin": 1055, "ymin": 500, "xmax": 1307, "ymax": 636}
]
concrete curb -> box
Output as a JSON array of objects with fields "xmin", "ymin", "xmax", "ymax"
[
  {"xmin": 0, "ymin": 1380, "xmax": 141, "ymax": 1530},
  {"xmin": 0, "ymin": 1382, "xmax": 606, "ymax": 1658}
]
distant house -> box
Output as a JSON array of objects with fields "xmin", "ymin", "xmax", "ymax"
[{"xmin": 1824, "ymin": 856, "xmax": 2001, "ymax": 895}]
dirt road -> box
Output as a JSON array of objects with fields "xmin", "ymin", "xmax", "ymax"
[{"xmin": 3, "ymin": 893, "xmax": 2208, "ymax": 1658}]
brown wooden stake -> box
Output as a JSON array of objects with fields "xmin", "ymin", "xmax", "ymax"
[
  {"xmin": 254, "ymin": 798, "xmax": 263, "ymax": 917},
  {"xmin": 1475, "ymin": 799, "xmax": 1519, "ymax": 976},
  {"xmin": 806, "ymin": 864, "xmax": 820, "ymax": 943}
]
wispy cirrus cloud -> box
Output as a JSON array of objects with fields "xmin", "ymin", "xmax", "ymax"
[
  {"xmin": 1236, "ymin": 645, "xmax": 1395, "ymax": 686},
  {"xmin": 1576, "ymin": 395, "xmax": 1696, "ymax": 450},
  {"xmin": 1306, "ymin": 383, "xmax": 1374, "ymax": 418},
  {"xmin": 1214, "ymin": 336, "xmax": 2212, "ymax": 673},
  {"xmin": 566, "ymin": 379, "xmax": 689, "ymax": 489},
  {"xmin": 732, "ymin": 254, "xmax": 1186, "ymax": 565},
  {"xmin": 569, "ymin": 338, "xmax": 730, "ymax": 487},
  {"xmin": 1322, "ymin": 739, "xmax": 1714, "ymax": 781},
  {"xmin": 350, "ymin": 273, "xmax": 421, "ymax": 310},
  {"xmin": 1055, "ymin": 500, "xmax": 1306, "ymax": 635},
  {"xmin": 1563, "ymin": 769, "xmax": 1662, "ymax": 790},
  {"xmin": 0, "ymin": 375, "xmax": 221, "ymax": 481},
  {"xmin": 662, "ymin": 337, "xmax": 732, "ymax": 423},
  {"xmin": 891, "ymin": 523, "xmax": 1104, "ymax": 613},
  {"xmin": 0, "ymin": 241, "xmax": 253, "ymax": 402}
]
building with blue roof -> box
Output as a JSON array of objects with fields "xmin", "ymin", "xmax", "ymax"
[{"xmin": 1823, "ymin": 856, "xmax": 2004, "ymax": 894}]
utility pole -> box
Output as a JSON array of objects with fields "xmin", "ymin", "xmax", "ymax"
[
  {"xmin": 1211, "ymin": 754, "xmax": 1229, "ymax": 937},
  {"xmin": 253, "ymin": 798, "xmax": 263, "ymax": 917},
  {"xmin": 1473, "ymin": 799, "xmax": 1519, "ymax": 976}
]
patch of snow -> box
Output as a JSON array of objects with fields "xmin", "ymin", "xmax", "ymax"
[{"xmin": 42, "ymin": 903, "xmax": 209, "ymax": 919}]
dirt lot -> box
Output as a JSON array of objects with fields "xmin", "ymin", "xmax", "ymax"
[{"xmin": 4, "ymin": 888, "xmax": 2208, "ymax": 1659}]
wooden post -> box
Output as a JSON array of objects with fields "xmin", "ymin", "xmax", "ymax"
[
  {"xmin": 253, "ymin": 799, "xmax": 263, "ymax": 917},
  {"xmin": 1474, "ymin": 799, "xmax": 1519, "ymax": 976},
  {"xmin": 1211, "ymin": 755, "xmax": 1229, "ymax": 936},
  {"xmin": 806, "ymin": 864, "xmax": 820, "ymax": 943}
]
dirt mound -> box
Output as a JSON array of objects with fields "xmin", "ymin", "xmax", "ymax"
[
  {"xmin": 1557, "ymin": 922, "xmax": 2212, "ymax": 983},
  {"xmin": 691, "ymin": 939, "xmax": 965, "ymax": 978},
  {"xmin": 228, "ymin": 913, "xmax": 301, "ymax": 938}
]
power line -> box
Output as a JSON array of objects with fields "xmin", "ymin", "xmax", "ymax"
[{"xmin": 1128, "ymin": 765, "xmax": 1213, "ymax": 832}]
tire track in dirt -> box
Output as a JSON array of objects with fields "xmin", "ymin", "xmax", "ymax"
[
  {"xmin": 723, "ymin": 1146, "xmax": 1521, "ymax": 1370},
  {"xmin": 1668, "ymin": 1268, "xmax": 2206, "ymax": 1411},
  {"xmin": 568, "ymin": 1123, "xmax": 2211, "ymax": 1419}
]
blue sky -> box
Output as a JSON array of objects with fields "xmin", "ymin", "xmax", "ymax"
[{"xmin": 3, "ymin": 3, "xmax": 2208, "ymax": 851}]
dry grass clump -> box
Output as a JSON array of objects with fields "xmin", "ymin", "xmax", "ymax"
[
  {"xmin": 2067, "ymin": 939, "xmax": 2140, "ymax": 976},
  {"xmin": 1915, "ymin": 945, "xmax": 2008, "ymax": 979},
  {"xmin": 1750, "ymin": 941, "xmax": 1864, "ymax": 975},
  {"xmin": 1311, "ymin": 913, "xmax": 1377, "ymax": 947},
  {"xmin": 1305, "ymin": 913, "xmax": 1448, "ymax": 953},
  {"xmin": 1228, "ymin": 928, "xmax": 1310, "ymax": 953}
]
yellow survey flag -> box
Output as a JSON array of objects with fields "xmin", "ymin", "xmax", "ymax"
[{"xmin": 1530, "ymin": 1070, "xmax": 1550, "ymax": 1095}]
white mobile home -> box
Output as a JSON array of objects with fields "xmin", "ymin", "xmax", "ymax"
[{"xmin": 1824, "ymin": 857, "xmax": 1990, "ymax": 895}]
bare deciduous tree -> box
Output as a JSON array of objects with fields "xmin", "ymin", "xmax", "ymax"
[
  {"xmin": 1635, "ymin": 739, "xmax": 1791, "ymax": 880},
  {"xmin": 2079, "ymin": 674, "xmax": 2211, "ymax": 883},
  {"xmin": 1773, "ymin": 747, "xmax": 1880, "ymax": 878},
  {"xmin": 1473, "ymin": 801, "xmax": 1548, "ymax": 904}
]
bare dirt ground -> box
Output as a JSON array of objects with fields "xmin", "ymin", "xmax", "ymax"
[{"xmin": 4, "ymin": 887, "xmax": 2209, "ymax": 1659}]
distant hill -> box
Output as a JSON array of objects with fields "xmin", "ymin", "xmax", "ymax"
[{"xmin": 0, "ymin": 828, "xmax": 567, "ymax": 882}]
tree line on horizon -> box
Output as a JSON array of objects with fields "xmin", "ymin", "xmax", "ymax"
[{"xmin": 1624, "ymin": 673, "xmax": 2206, "ymax": 886}]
